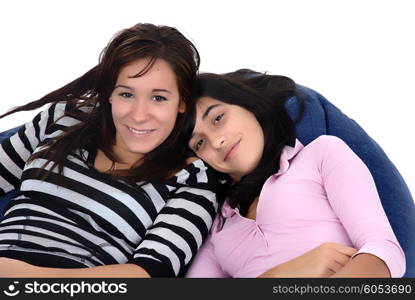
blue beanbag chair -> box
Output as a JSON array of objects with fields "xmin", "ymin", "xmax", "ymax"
[{"xmin": 1, "ymin": 87, "xmax": 414, "ymax": 276}]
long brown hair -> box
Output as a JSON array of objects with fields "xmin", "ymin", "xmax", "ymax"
[{"xmin": 0, "ymin": 23, "xmax": 200, "ymax": 182}]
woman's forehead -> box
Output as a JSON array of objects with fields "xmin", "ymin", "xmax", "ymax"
[{"xmin": 197, "ymin": 96, "xmax": 218, "ymax": 106}]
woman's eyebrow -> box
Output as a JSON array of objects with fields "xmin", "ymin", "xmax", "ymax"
[
  {"xmin": 114, "ymin": 84, "xmax": 133, "ymax": 90},
  {"xmin": 113, "ymin": 86, "xmax": 171, "ymax": 94},
  {"xmin": 189, "ymin": 104, "xmax": 222, "ymax": 141},
  {"xmin": 202, "ymin": 104, "xmax": 221, "ymax": 120},
  {"xmin": 152, "ymin": 88, "xmax": 171, "ymax": 94}
]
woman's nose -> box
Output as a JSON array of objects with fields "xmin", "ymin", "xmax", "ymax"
[
  {"xmin": 131, "ymin": 101, "xmax": 150, "ymax": 121},
  {"xmin": 213, "ymin": 135, "xmax": 227, "ymax": 149}
]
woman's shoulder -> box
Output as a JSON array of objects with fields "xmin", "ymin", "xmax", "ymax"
[
  {"xmin": 304, "ymin": 135, "xmax": 357, "ymax": 163},
  {"xmin": 310, "ymin": 134, "xmax": 345, "ymax": 145},
  {"xmin": 41, "ymin": 99, "xmax": 93, "ymax": 118},
  {"xmin": 308, "ymin": 135, "xmax": 348, "ymax": 148},
  {"xmin": 44, "ymin": 99, "xmax": 93, "ymax": 127},
  {"xmin": 171, "ymin": 158, "xmax": 230, "ymax": 190}
]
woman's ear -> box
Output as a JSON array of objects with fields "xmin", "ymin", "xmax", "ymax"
[{"xmin": 178, "ymin": 100, "xmax": 186, "ymax": 113}]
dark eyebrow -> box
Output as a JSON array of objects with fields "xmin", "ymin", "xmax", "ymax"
[
  {"xmin": 113, "ymin": 86, "xmax": 171, "ymax": 94},
  {"xmin": 114, "ymin": 84, "xmax": 133, "ymax": 90},
  {"xmin": 152, "ymin": 88, "xmax": 171, "ymax": 94},
  {"xmin": 189, "ymin": 104, "xmax": 222, "ymax": 140},
  {"xmin": 202, "ymin": 104, "xmax": 221, "ymax": 120}
]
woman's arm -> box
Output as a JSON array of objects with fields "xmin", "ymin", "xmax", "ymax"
[
  {"xmin": 0, "ymin": 257, "xmax": 150, "ymax": 278},
  {"xmin": 129, "ymin": 159, "xmax": 225, "ymax": 277},
  {"xmin": 0, "ymin": 103, "xmax": 66, "ymax": 195},
  {"xmin": 258, "ymin": 243, "xmax": 356, "ymax": 278},
  {"xmin": 329, "ymin": 253, "xmax": 390, "ymax": 278},
  {"xmin": 318, "ymin": 136, "xmax": 405, "ymax": 277},
  {"xmin": 185, "ymin": 220, "xmax": 228, "ymax": 278},
  {"xmin": 186, "ymin": 240, "xmax": 358, "ymax": 278}
]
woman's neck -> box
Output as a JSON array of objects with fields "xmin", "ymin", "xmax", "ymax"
[{"xmin": 94, "ymin": 149, "xmax": 138, "ymax": 172}]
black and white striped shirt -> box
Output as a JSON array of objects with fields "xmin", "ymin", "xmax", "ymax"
[{"xmin": 0, "ymin": 102, "xmax": 227, "ymax": 277}]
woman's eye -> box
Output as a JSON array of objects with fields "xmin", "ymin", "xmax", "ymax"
[
  {"xmin": 195, "ymin": 139, "xmax": 204, "ymax": 151},
  {"xmin": 119, "ymin": 92, "xmax": 133, "ymax": 98},
  {"xmin": 214, "ymin": 113, "xmax": 224, "ymax": 124},
  {"xmin": 152, "ymin": 95, "xmax": 167, "ymax": 102}
]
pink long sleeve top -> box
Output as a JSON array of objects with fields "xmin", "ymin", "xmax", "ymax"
[{"xmin": 186, "ymin": 135, "xmax": 405, "ymax": 278}]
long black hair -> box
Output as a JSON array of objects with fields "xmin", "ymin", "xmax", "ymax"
[
  {"xmin": 186, "ymin": 69, "xmax": 304, "ymax": 216},
  {"xmin": 0, "ymin": 23, "xmax": 200, "ymax": 182}
]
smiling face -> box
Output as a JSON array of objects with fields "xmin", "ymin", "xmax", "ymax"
[
  {"xmin": 188, "ymin": 96, "xmax": 265, "ymax": 181},
  {"xmin": 110, "ymin": 58, "xmax": 185, "ymax": 164}
]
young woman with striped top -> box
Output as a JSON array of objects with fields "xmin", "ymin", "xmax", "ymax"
[{"xmin": 0, "ymin": 23, "xmax": 228, "ymax": 277}]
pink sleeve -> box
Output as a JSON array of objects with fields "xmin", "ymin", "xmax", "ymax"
[
  {"xmin": 185, "ymin": 232, "xmax": 228, "ymax": 278},
  {"xmin": 318, "ymin": 135, "xmax": 405, "ymax": 277}
]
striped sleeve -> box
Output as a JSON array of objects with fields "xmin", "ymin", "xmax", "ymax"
[
  {"xmin": 129, "ymin": 159, "xmax": 228, "ymax": 277},
  {"xmin": 0, "ymin": 102, "xmax": 67, "ymax": 195}
]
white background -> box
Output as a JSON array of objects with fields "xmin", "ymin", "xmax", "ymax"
[{"xmin": 0, "ymin": 0, "xmax": 413, "ymax": 197}]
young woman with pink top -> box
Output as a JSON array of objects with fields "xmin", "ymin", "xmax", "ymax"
[{"xmin": 184, "ymin": 71, "xmax": 405, "ymax": 278}]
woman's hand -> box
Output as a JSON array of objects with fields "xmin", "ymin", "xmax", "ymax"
[{"xmin": 258, "ymin": 242, "xmax": 357, "ymax": 278}]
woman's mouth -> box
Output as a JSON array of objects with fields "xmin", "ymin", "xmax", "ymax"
[
  {"xmin": 224, "ymin": 139, "xmax": 241, "ymax": 161},
  {"xmin": 126, "ymin": 126, "xmax": 156, "ymax": 136}
]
